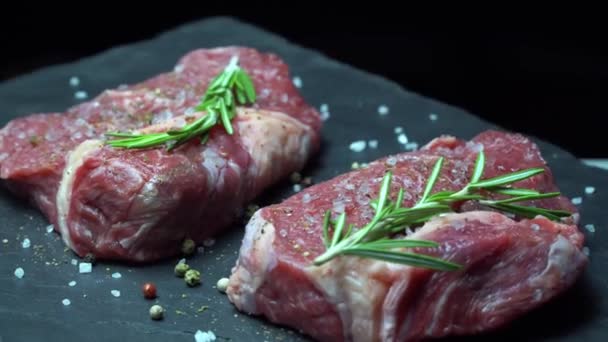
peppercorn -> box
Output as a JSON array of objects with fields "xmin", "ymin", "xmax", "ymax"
[
  {"xmin": 143, "ymin": 282, "xmax": 157, "ymax": 299},
  {"xmin": 174, "ymin": 262, "xmax": 190, "ymax": 278},
  {"xmin": 289, "ymin": 172, "xmax": 302, "ymax": 184},
  {"xmin": 149, "ymin": 304, "xmax": 164, "ymax": 320},
  {"xmin": 184, "ymin": 269, "xmax": 201, "ymax": 287},
  {"xmin": 181, "ymin": 239, "xmax": 196, "ymax": 256},
  {"xmin": 245, "ymin": 204, "xmax": 259, "ymax": 218},
  {"xmin": 83, "ymin": 253, "xmax": 96, "ymax": 265}
]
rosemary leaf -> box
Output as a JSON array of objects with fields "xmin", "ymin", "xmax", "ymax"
[
  {"xmin": 469, "ymin": 167, "xmax": 545, "ymax": 188},
  {"xmin": 342, "ymin": 247, "xmax": 461, "ymax": 271},
  {"xmin": 374, "ymin": 171, "xmax": 393, "ymax": 219},
  {"xmin": 483, "ymin": 192, "xmax": 560, "ymax": 204},
  {"xmin": 486, "ymin": 203, "xmax": 571, "ymax": 220},
  {"xmin": 395, "ymin": 188, "xmax": 405, "ymax": 209},
  {"xmin": 330, "ymin": 212, "xmax": 347, "ymax": 247},
  {"xmin": 361, "ymin": 239, "xmax": 439, "ymax": 249},
  {"xmin": 487, "ymin": 187, "xmax": 541, "ymax": 196},
  {"xmin": 471, "ymin": 150, "xmax": 485, "ymax": 183},
  {"xmin": 420, "ymin": 157, "xmax": 444, "ymax": 203}
]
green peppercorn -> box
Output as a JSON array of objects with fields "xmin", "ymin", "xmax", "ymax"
[
  {"xmin": 216, "ymin": 277, "xmax": 230, "ymax": 293},
  {"xmin": 181, "ymin": 239, "xmax": 196, "ymax": 256},
  {"xmin": 184, "ymin": 269, "xmax": 201, "ymax": 287},
  {"xmin": 149, "ymin": 304, "xmax": 164, "ymax": 320},
  {"xmin": 174, "ymin": 262, "xmax": 190, "ymax": 278}
]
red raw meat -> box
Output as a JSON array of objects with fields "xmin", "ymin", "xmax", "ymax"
[
  {"xmin": 227, "ymin": 131, "xmax": 586, "ymax": 342},
  {"xmin": 0, "ymin": 47, "xmax": 321, "ymax": 262}
]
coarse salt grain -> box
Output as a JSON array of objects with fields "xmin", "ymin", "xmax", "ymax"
[
  {"xmin": 585, "ymin": 186, "xmax": 595, "ymax": 195},
  {"xmin": 405, "ymin": 142, "xmax": 419, "ymax": 151},
  {"xmin": 111, "ymin": 290, "xmax": 121, "ymax": 297},
  {"xmin": 2, "ymin": 239, "xmax": 7, "ymax": 243},
  {"xmin": 531, "ymin": 223, "xmax": 540, "ymax": 231},
  {"xmin": 62, "ymin": 299, "xmax": 71, "ymax": 306},
  {"xmin": 302, "ymin": 193, "xmax": 312, "ymax": 203},
  {"xmin": 320, "ymin": 104, "xmax": 329, "ymax": 113},
  {"xmin": 429, "ymin": 113, "xmax": 438, "ymax": 121},
  {"xmin": 21, "ymin": 238, "xmax": 31, "ymax": 249},
  {"xmin": 79, "ymin": 262, "xmax": 92, "ymax": 273},
  {"xmin": 203, "ymin": 238, "xmax": 216, "ymax": 247},
  {"xmin": 74, "ymin": 91, "xmax": 88, "ymax": 100},
  {"xmin": 194, "ymin": 330, "xmax": 217, "ymax": 342},
  {"xmin": 69, "ymin": 76, "xmax": 80, "ymax": 87},
  {"xmin": 293, "ymin": 184, "xmax": 302, "ymax": 192},
  {"xmin": 394, "ymin": 126, "xmax": 403, "ymax": 134},
  {"xmin": 320, "ymin": 111, "xmax": 330, "ymax": 121},
  {"xmin": 572, "ymin": 213, "xmax": 580, "ymax": 224},
  {"xmin": 368, "ymin": 140, "xmax": 378, "ymax": 149},
  {"xmin": 582, "ymin": 247, "xmax": 590, "ymax": 257},
  {"xmin": 111, "ymin": 272, "xmax": 122, "ymax": 279},
  {"xmin": 378, "ymin": 105, "xmax": 389, "ymax": 115},
  {"xmin": 46, "ymin": 225, "xmax": 54, "ymax": 233},
  {"xmin": 292, "ymin": 76, "xmax": 302, "ymax": 88},
  {"xmin": 68, "ymin": 281, "xmax": 76, "ymax": 287},
  {"xmin": 14, "ymin": 267, "xmax": 24, "ymax": 279},
  {"xmin": 571, "ymin": 197, "xmax": 582, "ymax": 205},
  {"xmin": 71, "ymin": 259, "xmax": 78, "ymax": 266},
  {"xmin": 397, "ymin": 134, "xmax": 408, "ymax": 145},
  {"xmin": 585, "ymin": 224, "xmax": 595, "ymax": 233},
  {"xmin": 349, "ymin": 140, "xmax": 367, "ymax": 152}
]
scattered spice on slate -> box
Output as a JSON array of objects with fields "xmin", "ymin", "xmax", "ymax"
[
  {"xmin": 217, "ymin": 278, "xmax": 230, "ymax": 293},
  {"xmin": 175, "ymin": 262, "xmax": 190, "ymax": 277},
  {"xmin": 182, "ymin": 238, "xmax": 196, "ymax": 256},
  {"xmin": 185, "ymin": 269, "xmax": 201, "ymax": 287},
  {"xmin": 143, "ymin": 282, "xmax": 157, "ymax": 299},
  {"xmin": 149, "ymin": 304, "xmax": 164, "ymax": 320}
]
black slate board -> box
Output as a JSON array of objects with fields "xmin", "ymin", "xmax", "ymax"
[{"xmin": 1, "ymin": 17, "xmax": 607, "ymax": 342}]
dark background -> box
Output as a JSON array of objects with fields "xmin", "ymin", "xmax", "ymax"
[{"xmin": 1, "ymin": 12, "xmax": 606, "ymax": 158}]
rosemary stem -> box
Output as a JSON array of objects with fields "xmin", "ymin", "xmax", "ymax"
[{"xmin": 311, "ymin": 151, "xmax": 570, "ymax": 270}]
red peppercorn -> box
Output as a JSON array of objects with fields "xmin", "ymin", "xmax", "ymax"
[{"xmin": 143, "ymin": 283, "xmax": 157, "ymax": 299}]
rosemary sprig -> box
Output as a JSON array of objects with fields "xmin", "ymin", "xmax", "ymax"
[
  {"xmin": 105, "ymin": 56, "xmax": 256, "ymax": 150},
  {"xmin": 312, "ymin": 150, "xmax": 572, "ymax": 270}
]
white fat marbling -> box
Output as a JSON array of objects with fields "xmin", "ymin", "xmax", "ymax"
[
  {"xmin": 226, "ymin": 211, "xmax": 278, "ymax": 313},
  {"xmin": 56, "ymin": 139, "xmax": 103, "ymax": 249}
]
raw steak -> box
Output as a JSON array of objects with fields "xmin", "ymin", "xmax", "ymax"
[
  {"xmin": 0, "ymin": 47, "xmax": 321, "ymax": 262},
  {"xmin": 227, "ymin": 131, "xmax": 587, "ymax": 342}
]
